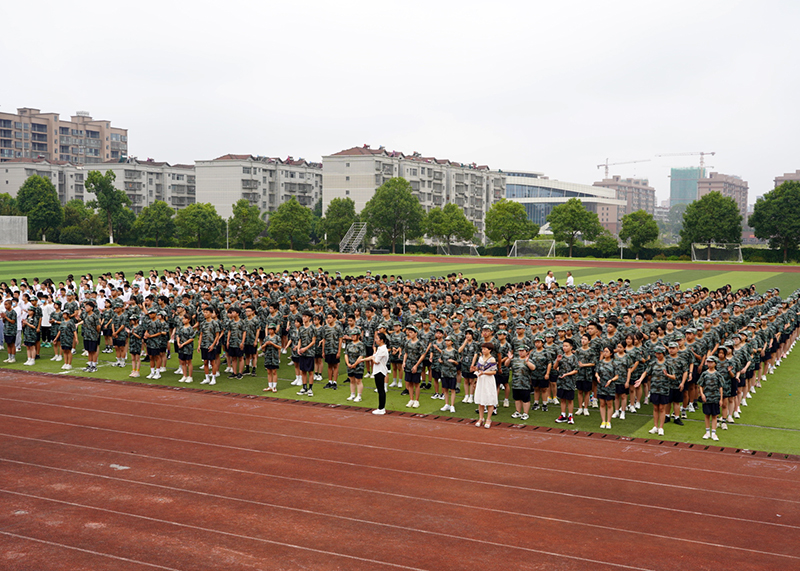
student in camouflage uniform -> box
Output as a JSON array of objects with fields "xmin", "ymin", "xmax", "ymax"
[
  {"xmin": 176, "ymin": 313, "xmax": 196, "ymax": 383},
  {"xmin": 697, "ymin": 356, "xmax": 723, "ymax": 441},
  {"xmin": 402, "ymin": 325, "xmax": 426, "ymax": 408},
  {"xmin": 198, "ymin": 306, "xmax": 221, "ymax": 385},
  {"xmin": 634, "ymin": 345, "xmax": 675, "ymax": 436},
  {"xmin": 21, "ymin": 307, "xmax": 39, "ymax": 365},
  {"xmin": 260, "ymin": 323, "xmax": 281, "ymax": 392},
  {"xmin": 128, "ymin": 315, "xmax": 144, "ymax": 377},
  {"xmin": 595, "ymin": 346, "xmax": 617, "ymax": 429},
  {"xmin": 438, "ymin": 335, "xmax": 459, "ymax": 413},
  {"xmin": 110, "ymin": 301, "xmax": 129, "ymax": 367},
  {"xmin": 554, "ymin": 338, "xmax": 578, "ymax": 424},
  {"xmin": 508, "ymin": 344, "xmax": 536, "ymax": 421},
  {"xmin": 2, "ymin": 299, "xmax": 17, "ymax": 363},
  {"xmin": 80, "ymin": 301, "xmax": 101, "ymax": 373},
  {"xmin": 344, "ymin": 327, "xmax": 366, "ymax": 402},
  {"xmin": 243, "ymin": 305, "xmax": 261, "ymax": 377},
  {"xmin": 226, "ymin": 307, "xmax": 246, "ymax": 379}
]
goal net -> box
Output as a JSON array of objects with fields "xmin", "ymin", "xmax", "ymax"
[
  {"xmin": 436, "ymin": 243, "xmax": 480, "ymax": 256},
  {"xmin": 691, "ymin": 243, "xmax": 743, "ymax": 263},
  {"xmin": 508, "ymin": 239, "xmax": 556, "ymax": 258}
]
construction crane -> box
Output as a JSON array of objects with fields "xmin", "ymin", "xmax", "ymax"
[
  {"xmin": 656, "ymin": 151, "xmax": 716, "ymax": 169},
  {"xmin": 596, "ymin": 158, "xmax": 651, "ymax": 179}
]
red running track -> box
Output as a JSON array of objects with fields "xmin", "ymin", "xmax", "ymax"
[
  {"xmin": 1, "ymin": 371, "xmax": 799, "ymax": 571},
  {"xmin": 2, "ymin": 245, "xmax": 798, "ymax": 273}
]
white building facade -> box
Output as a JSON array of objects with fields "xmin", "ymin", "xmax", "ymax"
[
  {"xmin": 94, "ymin": 158, "xmax": 196, "ymax": 214},
  {"xmin": 322, "ymin": 145, "xmax": 505, "ymax": 242},
  {"xmin": 505, "ymin": 171, "xmax": 627, "ymax": 234},
  {"xmin": 2, "ymin": 158, "xmax": 87, "ymax": 204},
  {"xmin": 195, "ymin": 155, "xmax": 322, "ymax": 219}
]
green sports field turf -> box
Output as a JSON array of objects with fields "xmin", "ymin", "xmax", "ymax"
[{"xmin": 1, "ymin": 252, "xmax": 799, "ymax": 454}]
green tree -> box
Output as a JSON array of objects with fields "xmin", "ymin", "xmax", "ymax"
[
  {"xmin": 594, "ymin": 230, "xmax": 620, "ymax": 258},
  {"xmin": 112, "ymin": 207, "xmax": 137, "ymax": 245},
  {"xmin": 59, "ymin": 199, "xmax": 107, "ymax": 245},
  {"xmin": 319, "ymin": 197, "xmax": 357, "ymax": 247},
  {"xmin": 667, "ymin": 203, "xmax": 687, "ymax": 236},
  {"xmin": 134, "ymin": 201, "xmax": 175, "ymax": 247},
  {"xmin": 175, "ymin": 202, "xmax": 225, "ymax": 248},
  {"xmin": 680, "ymin": 191, "xmax": 742, "ymax": 251},
  {"xmin": 0, "ymin": 193, "xmax": 19, "ymax": 216},
  {"xmin": 16, "ymin": 175, "xmax": 64, "ymax": 241},
  {"xmin": 425, "ymin": 203, "xmax": 476, "ymax": 249},
  {"xmin": 619, "ymin": 210, "xmax": 659, "ymax": 259},
  {"xmin": 749, "ymin": 181, "xmax": 800, "ymax": 263},
  {"xmin": 229, "ymin": 199, "xmax": 267, "ymax": 249},
  {"xmin": 84, "ymin": 170, "xmax": 131, "ymax": 244},
  {"xmin": 268, "ymin": 197, "xmax": 314, "ymax": 250},
  {"xmin": 360, "ymin": 178, "xmax": 425, "ymax": 253},
  {"xmin": 484, "ymin": 199, "xmax": 539, "ymax": 255},
  {"xmin": 547, "ymin": 198, "xmax": 603, "ymax": 257}
]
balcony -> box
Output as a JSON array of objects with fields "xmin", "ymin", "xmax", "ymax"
[
  {"xmin": 241, "ymin": 179, "xmax": 259, "ymax": 190},
  {"xmin": 242, "ymin": 192, "xmax": 259, "ymax": 203}
]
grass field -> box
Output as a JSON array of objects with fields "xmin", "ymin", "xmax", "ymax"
[{"xmin": 1, "ymin": 252, "xmax": 799, "ymax": 455}]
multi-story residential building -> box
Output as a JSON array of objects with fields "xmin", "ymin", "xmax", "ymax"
[
  {"xmin": 669, "ymin": 167, "xmax": 706, "ymax": 208},
  {"xmin": 195, "ymin": 154, "xmax": 322, "ymax": 219},
  {"xmin": 2, "ymin": 158, "xmax": 87, "ymax": 204},
  {"xmin": 505, "ymin": 171, "xmax": 626, "ymax": 234},
  {"xmin": 0, "ymin": 107, "xmax": 127, "ymax": 164},
  {"xmin": 697, "ymin": 172, "xmax": 748, "ymax": 219},
  {"xmin": 653, "ymin": 204, "xmax": 670, "ymax": 224},
  {"xmin": 322, "ymin": 145, "xmax": 505, "ymax": 242},
  {"xmin": 774, "ymin": 170, "xmax": 800, "ymax": 187},
  {"xmin": 592, "ymin": 175, "xmax": 656, "ymax": 222},
  {"xmin": 94, "ymin": 158, "xmax": 196, "ymax": 214}
]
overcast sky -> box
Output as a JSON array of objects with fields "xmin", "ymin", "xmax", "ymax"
[{"xmin": 3, "ymin": 1, "xmax": 798, "ymax": 205}]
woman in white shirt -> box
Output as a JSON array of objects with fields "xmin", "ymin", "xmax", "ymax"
[{"xmin": 358, "ymin": 330, "xmax": 390, "ymax": 415}]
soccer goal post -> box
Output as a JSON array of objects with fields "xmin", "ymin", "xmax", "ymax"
[
  {"xmin": 508, "ymin": 239, "xmax": 556, "ymax": 258},
  {"xmin": 436, "ymin": 243, "xmax": 480, "ymax": 256},
  {"xmin": 691, "ymin": 243, "xmax": 743, "ymax": 263}
]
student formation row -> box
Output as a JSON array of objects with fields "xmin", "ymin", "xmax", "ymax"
[{"xmin": 1, "ymin": 268, "xmax": 798, "ymax": 437}]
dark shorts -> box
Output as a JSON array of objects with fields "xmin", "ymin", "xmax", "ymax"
[
  {"xmin": 532, "ymin": 376, "xmax": 549, "ymax": 389},
  {"xmin": 102, "ymin": 329, "xmax": 112, "ymax": 337},
  {"xmin": 598, "ymin": 394, "xmax": 615, "ymax": 401},
  {"xmin": 576, "ymin": 380, "xmax": 593, "ymax": 393},
  {"xmin": 556, "ymin": 388, "xmax": 574, "ymax": 401},
  {"xmin": 496, "ymin": 374, "xmax": 508, "ymax": 388},
  {"xmin": 702, "ymin": 402, "xmax": 721, "ymax": 416},
  {"xmin": 113, "ymin": 339, "xmax": 127, "ymax": 347},
  {"xmin": 178, "ymin": 352, "xmax": 193, "ymax": 361},
  {"xmin": 147, "ymin": 347, "xmax": 161, "ymax": 357},
  {"xmin": 615, "ymin": 384, "xmax": 630, "ymax": 396},
  {"xmin": 365, "ymin": 346, "xmax": 374, "ymax": 357},
  {"xmin": 201, "ymin": 347, "xmax": 217, "ymax": 361},
  {"xmin": 264, "ymin": 364, "xmax": 279, "ymax": 370},
  {"xmin": 405, "ymin": 371, "xmax": 421, "ymax": 384},
  {"xmin": 347, "ymin": 371, "xmax": 363, "ymax": 379},
  {"xmin": 512, "ymin": 388, "xmax": 531, "ymax": 403},
  {"xmin": 291, "ymin": 355, "xmax": 300, "ymax": 363},
  {"xmin": 441, "ymin": 376, "xmax": 457, "ymax": 390},
  {"xmin": 228, "ymin": 347, "xmax": 243, "ymax": 358},
  {"xmin": 244, "ymin": 344, "xmax": 257, "ymax": 355},
  {"xmin": 462, "ymin": 371, "xmax": 476, "ymax": 380},
  {"xmin": 325, "ymin": 354, "xmax": 340, "ymax": 365},
  {"xmin": 650, "ymin": 392, "xmax": 670, "ymax": 405},
  {"xmin": 61, "ymin": 344, "xmax": 73, "ymax": 351},
  {"xmin": 24, "ymin": 341, "xmax": 35, "ymax": 347},
  {"xmin": 670, "ymin": 388, "xmax": 683, "ymax": 403},
  {"xmin": 84, "ymin": 340, "xmax": 98, "ymax": 352},
  {"xmin": 422, "ymin": 359, "xmax": 431, "ymax": 368},
  {"xmin": 5, "ymin": 336, "xmax": 17, "ymax": 346},
  {"xmin": 298, "ymin": 356, "xmax": 314, "ymax": 372},
  {"xmin": 431, "ymin": 370, "xmax": 441, "ymax": 380}
]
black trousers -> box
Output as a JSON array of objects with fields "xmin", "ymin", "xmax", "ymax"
[{"xmin": 375, "ymin": 372, "xmax": 386, "ymax": 409}]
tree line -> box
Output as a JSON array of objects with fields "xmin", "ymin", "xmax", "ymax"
[{"xmin": 5, "ymin": 172, "xmax": 800, "ymax": 261}]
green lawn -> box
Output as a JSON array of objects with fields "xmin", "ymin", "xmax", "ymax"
[{"xmin": 1, "ymin": 252, "xmax": 798, "ymax": 454}]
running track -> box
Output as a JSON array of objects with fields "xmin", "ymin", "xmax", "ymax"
[
  {"xmin": 1, "ymin": 370, "xmax": 799, "ymax": 570},
  {"xmin": 2, "ymin": 245, "xmax": 799, "ymax": 273}
]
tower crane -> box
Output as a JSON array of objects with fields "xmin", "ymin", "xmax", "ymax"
[
  {"xmin": 656, "ymin": 151, "xmax": 716, "ymax": 169},
  {"xmin": 596, "ymin": 158, "xmax": 651, "ymax": 179}
]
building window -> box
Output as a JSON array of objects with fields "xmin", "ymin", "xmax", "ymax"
[
  {"xmin": 346, "ymin": 163, "xmax": 350, "ymax": 167},
  {"xmin": 243, "ymin": 167, "xmax": 251, "ymax": 174},
  {"xmin": 345, "ymin": 176, "xmax": 350, "ymax": 181},
  {"xmin": 345, "ymin": 190, "xmax": 350, "ymax": 195}
]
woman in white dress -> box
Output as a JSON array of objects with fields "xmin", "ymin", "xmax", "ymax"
[
  {"xmin": 473, "ymin": 342, "xmax": 498, "ymax": 428},
  {"xmin": 357, "ymin": 331, "xmax": 390, "ymax": 415}
]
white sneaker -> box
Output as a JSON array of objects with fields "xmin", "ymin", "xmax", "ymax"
[
  {"xmin": 174, "ymin": 369, "xmax": 183, "ymax": 374},
  {"xmin": 372, "ymin": 409, "xmax": 385, "ymax": 415},
  {"xmin": 346, "ymin": 394, "xmax": 355, "ymax": 401},
  {"xmin": 687, "ymin": 403, "xmax": 695, "ymax": 413},
  {"xmin": 146, "ymin": 371, "xmax": 154, "ymax": 379},
  {"xmin": 648, "ymin": 426, "xmax": 658, "ymax": 434},
  {"xmin": 449, "ymin": 405, "xmax": 456, "ymax": 413},
  {"xmin": 389, "ymin": 381, "xmax": 398, "ymax": 388},
  {"xmin": 611, "ymin": 410, "xmax": 620, "ymax": 419},
  {"xmin": 209, "ymin": 378, "xmax": 216, "ymax": 386},
  {"xmin": 354, "ymin": 395, "xmax": 362, "ymax": 402},
  {"xmin": 281, "ymin": 348, "xmax": 287, "ymax": 354},
  {"xmin": 440, "ymin": 404, "xmax": 450, "ymax": 412},
  {"xmin": 711, "ymin": 433, "xmax": 719, "ymax": 441},
  {"xmin": 412, "ymin": 400, "xmax": 420, "ymax": 408},
  {"xmin": 406, "ymin": 400, "xmax": 414, "ymax": 407},
  {"xmin": 657, "ymin": 428, "xmax": 664, "ymax": 436},
  {"xmin": 200, "ymin": 378, "xmax": 210, "ymax": 384},
  {"xmin": 583, "ymin": 408, "xmax": 590, "ymax": 416},
  {"xmin": 628, "ymin": 405, "xmax": 636, "ymax": 413},
  {"xmin": 733, "ymin": 411, "xmax": 740, "ymax": 419},
  {"xmin": 635, "ymin": 401, "xmax": 641, "ymax": 410},
  {"xmin": 503, "ymin": 399, "xmax": 509, "ymax": 408},
  {"xmin": 703, "ymin": 432, "xmax": 711, "ymax": 440},
  {"xmin": 153, "ymin": 372, "xmax": 161, "ymax": 380},
  {"xmin": 741, "ymin": 398, "xmax": 748, "ymax": 407},
  {"xmin": 620, "ymin": 411, "xmax": 626, "ymax": 420},
  {"xmin": 184, "ymin": 376, "xmax": 192, "ymax": 383}
]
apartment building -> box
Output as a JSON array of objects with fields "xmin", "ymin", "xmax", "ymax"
[
  {"xmin": 0, "ymin": 107, "xmax": 127, "ymax": 164},
  {"xmin": 195, "ymin": 155, "xmax": 322, "ymax": 219},
  {"xmin": 94, "ymin": 158, "xmax": 196, "ymax": 214},
  {"xmin": 697, "ymin": 172, "xmax": 748, "ymax": 219},
  {"xmin": 592, "ymin": 175, "xmax": 656, "ymax": 221},
  {"xmin": 2, "ymin": 158, "xmax": 87, "ymax": 204},
  {"xmin": 774, "ymin": 170, "xmax": 800, "ymax": 187},
  {"xmin": 322, "ymin": 145, "xmax": 505, "ymax": 242}
]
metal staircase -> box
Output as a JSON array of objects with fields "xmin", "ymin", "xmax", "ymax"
[{"xmin": 339, "ymin": 222, "xmax": 367, "ymax": 253}]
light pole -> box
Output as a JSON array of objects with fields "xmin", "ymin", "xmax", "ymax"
[{"xmin": 226, "ymin": 219, "xmax": 229, "ymax": 250}]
